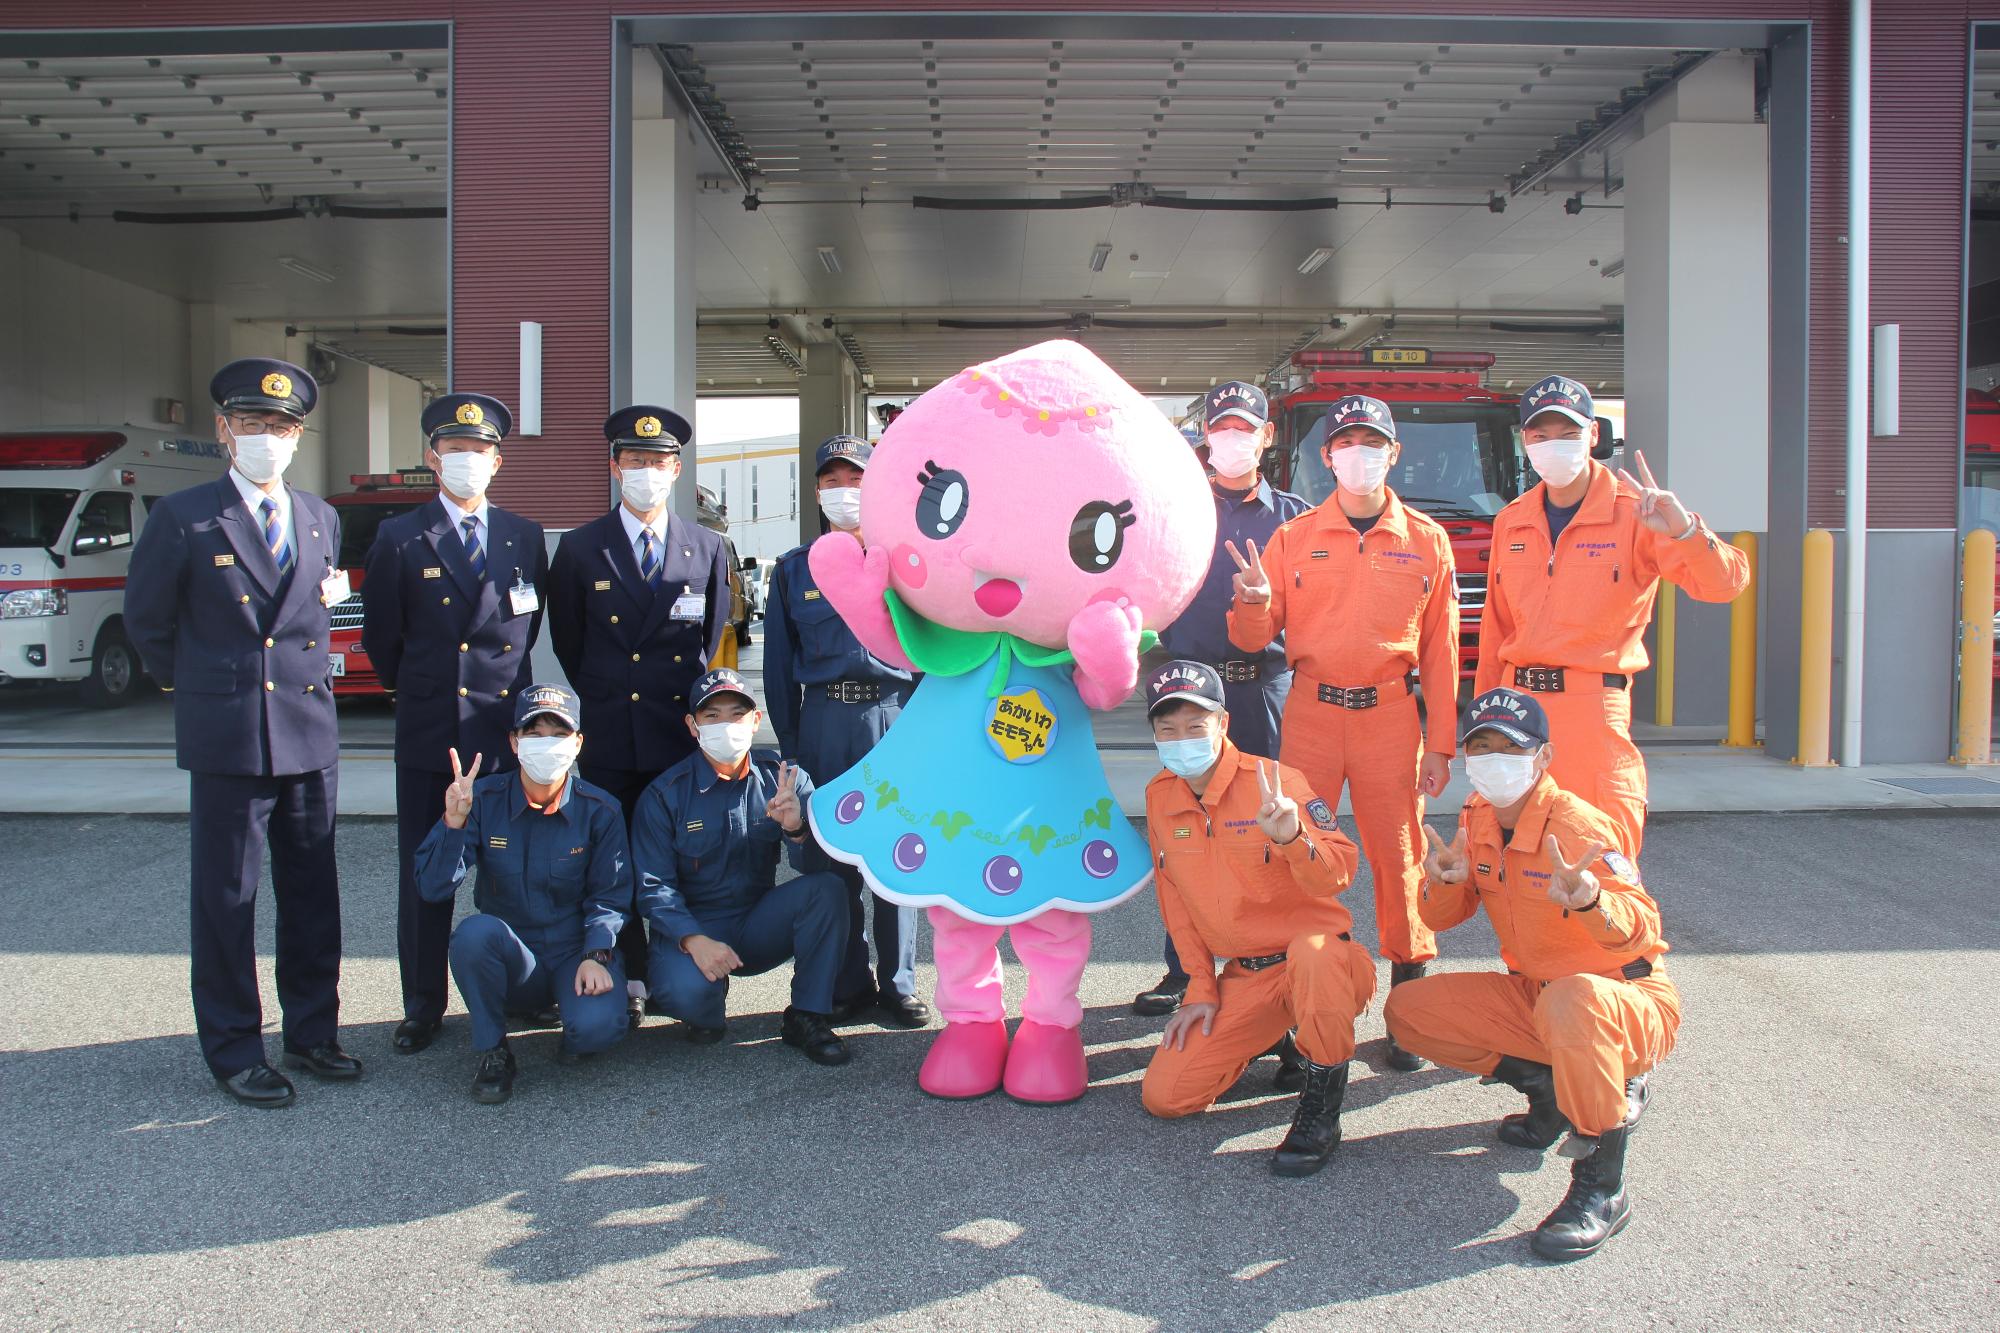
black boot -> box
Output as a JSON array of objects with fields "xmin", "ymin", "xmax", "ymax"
[
  {"xmin": 1132, "ymin": 972, "xmax": 1188, "ymax": 1017},
  {"xmin": 1271, "ymin": 1029, "xmax": 1306, "ymax": 1093},
  {"xmin": 471, "ymin": 1042, "xmax": 517, "ymax": 1105},
  {"xmin": 1269, "ymin": 1059, "xmax": 1350, "ymax": 1177},
  {"xmin": 1625, "ymin": 1070, "xmax": 1651, "ymax": 1129},
  {"xmin": 1382, "ymin": 962, "xmax": 1429, "ymax": 1071},
  {"xmin": 1531, "ymin": 1125, "xmax": 1633, "ymax": 1261},
  {"xmin": 1487, "ymin": 1055, "xmax": 1572, "ymax": 1149}
]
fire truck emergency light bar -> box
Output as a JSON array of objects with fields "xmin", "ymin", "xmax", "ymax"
[
  {"xmin": 1291, "ymin": 349, "xmax": 1496, "ymax": 369},
  {"xmin": 348, "ymin": 469, "xmax": 438, "ymax": 488}
]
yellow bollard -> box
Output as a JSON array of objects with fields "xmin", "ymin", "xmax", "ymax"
[
  {"xmin": 1797, "ymin": 529, "xmax": 1835, "ymax": 767},
  {"xmin": 1954, "ymin": 528, "xmax": 1996, "ymax": 766},
  {"xmin": 1654, "ymin": 582, "xmax": 1676, "ymax": 727},
  {"xmin": 1724, "ymin": 532, "xmax": 1761, "ymax": 747}
]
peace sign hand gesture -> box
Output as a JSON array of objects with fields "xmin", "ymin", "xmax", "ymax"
[
  {"xmin": 764, "ymin": 760, "xmax": 804, "ymax": 835},
  {"xmin": 1616, "ymin": 449, "xmax": 1695, "ymax": 538},
  {"xmin": 1254, "ymin": 759, "xmax": 1301, "ymax": 845},
  {"xmin": 1421, "ymin": 825, "xmax": 1470, "ymax": 885},
  {"xmin": 1227, "ymin": 538, "xmax": 1272, "ymax": 606},
  {"xmin": 1544, "ymin": 836, "xmax": 1604, "ymax": 911},
  {"xmin": 443, "ymin": 748, "xmax": 483, "ymax": 829}
]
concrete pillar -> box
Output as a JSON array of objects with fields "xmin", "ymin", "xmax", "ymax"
[
  {"xmin": 1623, "ymin": 52, "xmax": 1768, "ymax": 728},
  {"xmin": 626, "ymin": 48, "xmax": 699, "ymax": 525},
  {"xmin": 797, "ymin": 343, "xmax": 858, "ymax": 546}
]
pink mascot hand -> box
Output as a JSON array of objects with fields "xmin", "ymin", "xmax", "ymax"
[
  {"xmin": 1067, "ymin": 600, "xmax": 1144, "ymax": 711},
  {"xmin": 806, "ymin": 534, "xmax": 915, "ymax": 671}
]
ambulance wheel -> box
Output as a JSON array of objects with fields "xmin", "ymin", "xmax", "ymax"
[{"xmin": 79, "ymin": 623, "xmax": 139, "ymax": 709}]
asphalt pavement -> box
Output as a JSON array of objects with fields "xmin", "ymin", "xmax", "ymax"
[{"xmin": 2, "ymin": 806, "xmax": 1995, "ymax": 1329}]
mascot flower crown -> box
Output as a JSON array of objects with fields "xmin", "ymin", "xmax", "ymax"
[{"xmin": 859, "ymin": 339, "xmax": 1214, "ymax": 653}]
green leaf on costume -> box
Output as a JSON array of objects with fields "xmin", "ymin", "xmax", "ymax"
[
  {"xmin": 931, "ymin": 810, "xmax": 974, "ymax": 841},
  {"xmin": 1016, "ymin": 825, "xmax": 1058, "ymax": 855},
  {"xmin": 874, "ymin": 781, "xmax": 899, "ymax": 810},
  {"xmin": 1082, "ymin": 798, "xmax": 1112, "ymax": 830}
]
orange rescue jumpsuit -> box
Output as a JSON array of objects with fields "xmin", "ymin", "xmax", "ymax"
[
  {"xmin": 1382, "ymin": 775, "xmax": 1680, "ymax": 1136},
  {"xmin": 1476, "ymin": 462, "xmax": 1750, "ymax": 858},
  {"xmin": 1140, "ymin": 740, "xmax": 1377, "ymax": 1118},
  {"xmin": 1228, "ymin": 490, "xmax": 1459, "ymax": 965}
]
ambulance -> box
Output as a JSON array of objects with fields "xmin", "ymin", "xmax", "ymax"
[{"xmin": 0, "ymin": 427, "xmax": 228, "ymax": 705}]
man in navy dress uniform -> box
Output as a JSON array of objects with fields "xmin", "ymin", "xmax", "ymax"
[
  {"xmin": 550, "ymin": 404, "xmax": 730, "ymax": 1021},
  {"xmin": 1137, "ymin": 379, "xmax": 1311, "ymax": 1018},
  {"xmin": 630, "ymin": 669, "xmax": 851, "ymax": 1066},
  {"xmin": 763, "ymin": 434, "xmax": 928, "ymax": 1029},
  {"xmin": 126, "ymin": 357, "xmax": 361, "ymax": 1108},
  {"xmin": 361, "ymin": 391, "xmax": 548, "ymax": 1055}
]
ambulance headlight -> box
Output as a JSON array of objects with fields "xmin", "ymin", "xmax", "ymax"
[{"xmin": 0, "ymin": 588, "xmax": 66, "ymax": 618}]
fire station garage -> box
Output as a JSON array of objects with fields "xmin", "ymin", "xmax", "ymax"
[{"xmin": 1, "ymin": 4, "xmax": 1992, "ymax": 765}]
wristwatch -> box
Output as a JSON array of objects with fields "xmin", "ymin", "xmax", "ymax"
[{"xmin": 586, "ymin": 948, "xmax": 615, "ymax": 966}]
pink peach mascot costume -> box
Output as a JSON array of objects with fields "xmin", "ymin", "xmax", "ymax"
[{"xmin": 805, "ymin": 340, "xmax": 1215, "ymax": 1103}]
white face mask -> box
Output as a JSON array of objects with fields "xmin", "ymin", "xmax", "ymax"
[
  {"xmin": 1205, "ymin": 429, "xmax": 1263, "ymax": 478},
  {"xmin": 620, "ymin": 465, "xmax": 674, "ymax": 512},
  {"xmin": 820, "ymin": 486, "xmax": 863, "ymax": 530},
  {"xmin": 1156, "ymin": 729, "xmax": 1221, "ymax": 779},
  {"xmin": 1526, "ymin": 437, "xmax": 1591, "ymax": 488},
  {"xmin": 1464, "ymin": 750, "xmax": 1544, "ymax": 806},
  {"xmin": 698, "ymin": 719, "xmax": 757, "ymax": 767},
  {"xmin": 516, "ymin": 733, "xmax": 581, "ymax": 786},
  {"xmin": 436, "ymin": 450, "xmax": 496, "ymax": 501},
  {"xmin": 1330, "ymin": 442, "xmax": 1392, "ymax": 495},
  {"xmin": 231, "ymin": 432, "xmax": 297, "ymax": 485}
]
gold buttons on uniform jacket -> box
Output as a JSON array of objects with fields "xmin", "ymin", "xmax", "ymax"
[
  {"xmin": 264, "ymin": 638, "xmax": 275, "ymax": 648},
  {"xmin": 307, "ymin": 641, "xmax": 317, "ymax": 649},
  {"xmin": 442, "ymin": 597, "xmax": 452, "ymax": 606},
  {"xmin": 305, "ymin": 685, "xmax": 316, "ymax": 693},
  {"xmin": 458, "ymin": 687, "xmax": 469, "ymax": 697},
  {"xmin": 609, "ymin": 615, "xmax": 620, "ymax": 625},
  {"xmin": 459, "ymin": 643, "xmax": 469, "ymax": 653},
  {"xmin": 502, "ymin": 644, "xmax": 512, "ymax": 653},
  {"xmin": 631, "ymin": 654, "xmax": 641, "ymax": 663},
  {"xmin": 240, "ymin": 595, "xmax": 251, "ymax": 604},
  {"xmin": 499, "ymin": 689, "xmax": 509, "ymax": 698},
  {"xmin": 630, "ymin": 692, "xmax": 641, "ymax": 701},
  {"xmin": 674, "ymin": 655, "xmax": 682, "ymax": 664},
  {"xmin": 265, "ymin": 682, "xmax": 275, "ymax": 691}
]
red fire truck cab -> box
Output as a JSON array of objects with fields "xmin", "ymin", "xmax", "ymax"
[
  {"xmin": 324, "ymin": 469, "xmax": 439, "ymax": 697},
  {"xmin": 1264, "ymin": 348, "xmax": 1618, "ymax": 690}
]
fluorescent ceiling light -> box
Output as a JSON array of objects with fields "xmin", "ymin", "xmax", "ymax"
[
  {"xmin": 817, "ymin": 245, "xmax": 842, "ymax": 274},
  {"xmin": 1089, "ymin": 242, "xmax": 1112, "ymax": 272},
  {"xmin": 1600, "ymin": 257, "xmax": 1625, "ymax": 278},
  {"xmin": 1297, "ymin": 248, "xmax": 1335, "ymax": 277},
  {"xmin": 277, "ymin": 255, "xmax": 336, "ymax": 284}
]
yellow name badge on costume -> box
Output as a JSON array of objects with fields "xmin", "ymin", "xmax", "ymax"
[
  {"xmin": 986, "ymin": 687, "xmax": 1057, "ymax": 764},
  {"xmin": 508, "ymin": 576, "xmax": 539, "ymax": 615},
  {"xmin": 670, "ymin": 593, "xmax": 704, "ymax": 622},
  {"xmin": 318, "ymin": 568, "xmax": 351, "ymax": 606}
]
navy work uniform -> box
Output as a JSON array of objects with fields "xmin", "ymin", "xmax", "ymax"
[
  {"xmin": 414, "ymin": 686, "xmax": 632, "ymax": 1068},
  {"xmin": 630, "ymin": 670, "xmax": 851, "ymax": 1062},
  {"xmin": 361, "ymin": 392, "xmax": 547, "ymax": 1054},
  {"xmin": 549, "ymin": 406, "xmax": 730, "ymax": 988},
  {"xmin": 125, "ymin": 357, "xmax": 359, "ymax": 1107},
  {"xmin": 1146, "ymin": 380, "xmax": 1309, "ymax": 1004},
  {"xmin": 763, "ymin": 434, "xmax": 924, "ymax": 1022}
]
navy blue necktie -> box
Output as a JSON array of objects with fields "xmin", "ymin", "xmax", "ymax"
[
  {"xmin": 261, "ymin": 499, "xmax": 293, "ymax": 576},
  {"xmin": 461, "ymin": 516, "xmax": 486, "ymax": 581},
  {"xmin": 638, "ymin": 530, "xmax": 662, "ymax": 585}
]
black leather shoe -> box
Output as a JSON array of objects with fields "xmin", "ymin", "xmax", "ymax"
[
  {"xmin": 1487, "ymin": 1055, "xmax": 1572, "ymax": 1149},
  {"xmin": 780, "ymin": 1007, "xmax": 852, "ymax": 1066},
  {"xmin": 1132, "ymin": 972, "xmax": 1189, "ymax": 1017},
  {"xmin": 1271, "ymin": 1029, "xmax": 1307, "ymax": 1093},
  {"xmin": 283, "ymin": 1041, "xmax": 363, "ymax": 1081},
  {"xmin": 1270, "ymin": 1060, "xmax": 1351, "ymax": 1177},
  {"xmin": 1530, "ymin": 1125, "xmax": 1633, "ymax": 1261},
  {"xmin": 392, "ymin": 1018, "xmax": 443, "ymax": 1054},
  {"xmin": 471, "ymin": 1044, "xmax": 517, "ymax": 1104},
  {"xmin": 877, "ymin": 993, "xmax": 933, "ymax": 1028},
  {"xmin": 829, "ymin": 991, "xmax": 877, "ymax": 1024},
  {"xmin": 682, "ymin": 1022, "xmax": 726, "ymax": 1045},
  {"xmin": 1625, "ymin": 1071, "xmax": 1651, "ymax": 1129},
  {"xmin": 1382, "ymin": 962, "xmax": 1430, "ymax": 1071},
  {"xmin": 216, "ymin": 1063, "xmax": 295, "ymax": 1109}
]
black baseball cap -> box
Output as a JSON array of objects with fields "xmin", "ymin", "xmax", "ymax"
[
  {"xmin": 690, "ymin": 667, "xmax": 757, "ymax": 712},
  {"xmin": 1458, "ymin": 687, "xmax": 1551, "ymax": 749},
  {"xmin": 814, "ymin": 434, "xmax": 873, "ymax": 474},
  {"xmin": 513, "ymin": 683, "xmax": 580, "ymax": 731},
  {"xmin": 1205, "ymin": 380, "xmax": 1268, "ymax": 429},
  {"xmin": 1519, "ymin": 375, "xmax": 1595, "ymax": 429},
  {"xmin": 1145, "ymin": 660, "xmax": 1226, "ymax": 717}
]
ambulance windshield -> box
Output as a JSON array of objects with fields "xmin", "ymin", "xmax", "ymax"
[
  {"xmin": 0, "ymin": 489, "xmax": 81, "ymax": 549},
  {"xmin": 1286, "ymin": 402, "xmax": 1524, "ymax": 518}
]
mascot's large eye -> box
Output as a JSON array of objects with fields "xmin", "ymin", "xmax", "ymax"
[
  {"xmin": 1069, "ymin": 499, "xmax": 1135, "ymax": 572},
  {"xmin": 915, "ymin": 460, "xmax": 969, "ymax": 540}
]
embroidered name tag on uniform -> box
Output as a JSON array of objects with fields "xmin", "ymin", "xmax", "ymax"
[
  {"xmin": 803, "ymin": 590, "xmax": 822, "ymax": 601},
  {"xmin": 213, "ymin": 554, "xmax": 236, "ymax": 567},
  {"xmin": 489, "ymin": 837, "xmax": 509, "ymax": 849},
  {"xmin": 594, "ymin": 579, "xmax": 612, "ymax": 591},
  {"xmin": 1172, "ymin": 827, "xmax": 1191, "ymax": 839},
  {"xmin": 423, "ymin": 567, "xmax": 443, "ymax": 579},
  {"xmin": 1477, "ymin": 862, "xmax": 1493, "ymax": 875},
  {"xmin": 686, "ymin": 819, "xmax": 705, "ymax": 832},
  {"xmin": 570, "ymin": 846, "xmax": 586, "ymax": 855},
  {"xmin": 1310, "ymin": 550, "xmax": 1330, "ymax": 559},
  {"xmin": 1509, "ymin": 543, "xmax": 1526, "ymax": 552}
]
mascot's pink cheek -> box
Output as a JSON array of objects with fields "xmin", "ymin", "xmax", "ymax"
[{"xmin": 891, "ymin": 544, "xmax": 929, "ymax": 590}]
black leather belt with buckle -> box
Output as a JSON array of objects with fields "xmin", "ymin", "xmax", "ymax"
[
  {"xmin": 1316, "ymin": 683, "xmax": 1379, "ymax": 710},
  {"xmin": 824, "ymin": 681, "xmax": 882, "ymax": 704},
  {"xmin": 1218, "ymin": 660, "xmax": 1262, "ymax": 684},
  {"xmin": 1512, "ymin": 667, "xmax": 1631, "ymax": 693},
  {"xmin": 1237, "ymin": 951, "xmax": 1288, "ymax": 971}
]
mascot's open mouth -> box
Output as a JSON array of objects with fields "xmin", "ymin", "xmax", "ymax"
[{"xmin": 972, "ymin": 573, "xmax": 1024, "ymax": 618}]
